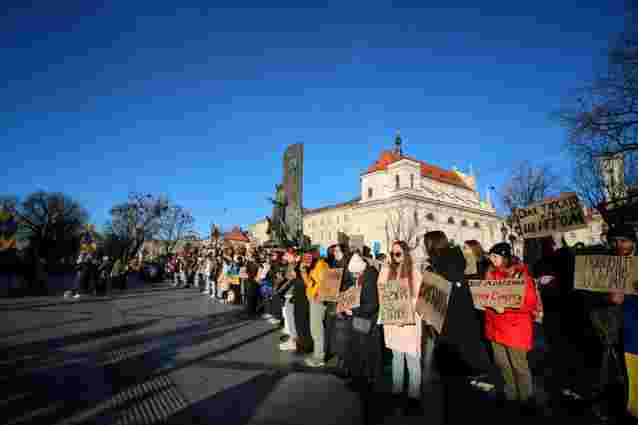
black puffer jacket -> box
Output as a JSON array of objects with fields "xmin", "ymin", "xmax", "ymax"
[{"xmin": 429, "ymin": 246, "xmax": 491, "ymax": 377}]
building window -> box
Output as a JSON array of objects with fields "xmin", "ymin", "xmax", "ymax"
[
  {"xmin": 461, "ymin": 219, "xmax": 468, "ymax": 227},
  {"xmin": 321, "ymin": 231, "xmax": 324, "ymax": 240},
  {"xmin": 368, "ymin": 187, "xmax": 373, "ymax": 198},
  {"xmin": 410, "ymin": 174, "xmax": 414, "ymax": 189},
  {"xmin": 344, "ymin": 214, "xmax": 349, "ymax": 222},
  {"xmin": 426, "ymin": 213, "xmax": 435, "ymax": 221},
  {"xmin": 320, "ymin": 218, "xmax": 325, "ymax": 226},
  {"xmin": 448, "ymin": 217, "xmax": 455, "ymax": 224},
  {"xmin": 474, "ymin": 222, "xmax": 480, "ymax": 229},
  {"xmin": 395, "ymin": 175, "xmax": 400, "ymax": 189},
  {"xmin": 336, "ymin": 216, "xmax": 340, "ymax": 224},
  {"xmin": 414, "ymin": 210, "xmax": 419, "ymax": 226}
]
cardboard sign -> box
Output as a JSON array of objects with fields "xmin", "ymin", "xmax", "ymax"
[
  {"xmin": 415, "ymin": 271, "xmax": 452, "ymax": 334},
  {"xmin": 463, "ymin": 249, "xmax": 477, "ymax": 275},
  {"xmin": 574, "ymin": 255, "xmax": 638, "ymax": 294},
  {"xmin": 513, "ymin": 193, "xmax": 587, "ymax": 239},
  {"xmin": 318, "ymin": 268, "xmax": 343, "ymax": 302},
  {"xmin": 468, "ymin": 279, "xmax": 526, "ymax": 310},
  {"xmin": 378, "ymin": 279, "xmax": 415, "ymax": 326},
  {"xmin": 336, "ymin": 285, "xmax": 362, "ymax": 314}
]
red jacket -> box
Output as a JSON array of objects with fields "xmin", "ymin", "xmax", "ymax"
[{"xmin": 484, "ymin": 263, "xmax": 539, "ymax": 352}]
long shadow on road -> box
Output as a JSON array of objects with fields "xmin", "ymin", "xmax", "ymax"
[{"xmin": 0, "ymin": 312, "xmax": 278, "ymax": 425}]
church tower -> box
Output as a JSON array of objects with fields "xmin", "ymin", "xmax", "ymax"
[{"xmin": 393, "ymin": 129, "xmax": 403, "ymax": 156}]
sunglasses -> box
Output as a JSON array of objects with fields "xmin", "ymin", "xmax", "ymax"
[{"xmin": 391, "ymin": 252, "xmax": 403, "ymax": 258}]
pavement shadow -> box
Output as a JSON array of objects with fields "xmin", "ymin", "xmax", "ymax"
[
  {"xmin": 0, "ymin": 318, "xmax": 162, "ymax": 359},
  {"xmin": 165, "ymin": 370, "xmax": 289, "ymax": 425}
]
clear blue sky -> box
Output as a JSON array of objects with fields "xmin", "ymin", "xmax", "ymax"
[{"xmin": 1, "ymin": 1, "xmax": 627, "ymax": 237}]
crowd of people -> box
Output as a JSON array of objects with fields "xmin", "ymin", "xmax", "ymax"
[
  {"xmin": 63, "ymin": 254, "xmax": 148, "ymax": 299},
  {"xmin": 160, "ymin": 226, "xmax": 637, "ymax": 423}
]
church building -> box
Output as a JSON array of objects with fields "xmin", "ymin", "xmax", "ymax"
[{"xmin": 252, "ymin": 133, "xmax": 504, "ymax": 258}]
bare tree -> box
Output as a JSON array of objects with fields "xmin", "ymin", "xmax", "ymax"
[
  {"xmin": 559, "ymin": 31, "xmax": 638, "ymax": 158},
  {"xmin": 157, "ymin": 205, "xmax": 195, "ymax": 255},
  {"xmin": 1, "ymin": 191, "xmax": 89, "ymax": 266},
  {"xmin": 104, "ymin": 193, "xmax": 169, "ymax": 263},
  {"xmin": 501, "ymin": 161, "xmax": 562, "ymax": 212},
  {"xmin": 385, "ymin": 203, "xmax": 422, "ymax": 252},
  {"xmin": 500, "ymin": 161, "xmax": 563, "ymax": 239}
]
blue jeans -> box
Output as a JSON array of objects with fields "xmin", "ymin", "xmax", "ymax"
[{"xmin": 392, "ymin": 350, "xmax": 422, "ymax": 399}]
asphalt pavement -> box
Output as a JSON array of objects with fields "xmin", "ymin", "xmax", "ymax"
[{"xmin": 1, "ymin": 283, "xmax": 636, "ymax": 425}]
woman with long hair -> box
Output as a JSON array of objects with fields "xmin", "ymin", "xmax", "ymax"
[
  {"xmin": 379, "ymin": 240, "xmax": 422, "ymax": 415},
  {"xmin": 325, "ymin": 243, "xmax": 352, "ymax": 375},
  {"xmin": 422, "ymin": 231, "xmax": 491, "ymax": 423}
]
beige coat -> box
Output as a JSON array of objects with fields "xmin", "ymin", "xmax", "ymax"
[{"xmin": 378, "ymin": 263, "xmax": 423, "ymax": 355}]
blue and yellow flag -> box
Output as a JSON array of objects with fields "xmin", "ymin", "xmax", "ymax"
[
  {"xmin": 0, "ymin": 208, "xmax": 17, "ymax": 252},
  {"xmin": 625, "ymin": 295, "xmax": 638, "ymax": 418},
  {"xmin": 80, "ymin": 224, "xmax": 97, "ymax": 254}
]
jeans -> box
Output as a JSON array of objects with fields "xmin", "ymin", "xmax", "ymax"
[
  {"xmin": 310, "ymin": 301, "xmax": 327, "ymax": 360},
  {"xmin": 283, "ymin": 296, "xmax": 297, "ymax": 338},
  {"xmin": 492, "ymin": 341, "xmax": 533, "ymax": 402},
  {"xmin": 392, "ymin": 350, "xmax": 422, "ymax": 399}
]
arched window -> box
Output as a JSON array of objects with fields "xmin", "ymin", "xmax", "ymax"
[
  {"xmin": 410, "ymin": 174, "xmax": 414, "ymax": 189},
  {"xmin": 414, "ymin": 210, "xmax": 419, "ymax": 226},
  {"xmin": 395, "ymin": 175, "xmax": 400, "ymax": 189},
  {"xmin": 461, "ymin": 219, "xmax": 468, "ymax": 227},
  {"xmin": 426, "ymin": 213, "xmax": 435, "ymax": 221},
  {"xmin": 474, "ymin": 222, "xmax": 480, "ymax": 229},
  {"xmin": 336, "ymin": 216, "xmax": 340, "ymax": 224},
  {"xmin": 368, "ymin": 187, "xmax": 373, "ymax": 199},
  {"xmin": 448, "ymin": 217, "xmax": 455, "ymax": 224}
]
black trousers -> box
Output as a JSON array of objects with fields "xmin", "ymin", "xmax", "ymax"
[{"xmin": 244, "ymin": 280, "xmax": 259, "ymax": 316}]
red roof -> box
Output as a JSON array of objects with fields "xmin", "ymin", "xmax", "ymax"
[
  {"xmin": 363, "ymin": 150, "xmax": 472, "ymax": 190},
  {"xmin": 223, "ymin": 227, "xmax": 250, "ymax": 242}
]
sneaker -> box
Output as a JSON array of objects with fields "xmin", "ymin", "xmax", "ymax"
[
  {"xmin": 261, "ymin": 314, "xmax": 273, "ymax": 320},
  {"xmin": 304, "ymin": 357, "xmax": 325, "ymax": 368},
  {"xmin": 73, "ymin": 293, "xmax": 81, "ymax": 299},
  {"xmin": 201, "ymin": 289, "xmax": 209, "ymax": 295},
  {"xmin": 279, "ymin": 340, "xmax": 296, "ymax": 351},
  {"xmin": 63, "ymin": 290, "xmax": 73, "ymax": 299},
  {"xmin": 268, "ymin": 318, "xmax": 282, "ymax": 325}
]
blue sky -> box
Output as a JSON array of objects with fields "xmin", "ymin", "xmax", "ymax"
[{"xmin": 1, "ymin": 1, "xmax": 627, "ymax": 237}]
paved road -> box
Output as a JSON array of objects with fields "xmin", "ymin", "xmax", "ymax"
[
  {"xmin": 2, "ymin": 284, "xmax": 636, "ymax": 425},
  {"xmin": 0, "ymin": 284, "xmax": 362, "ymax": 425}
]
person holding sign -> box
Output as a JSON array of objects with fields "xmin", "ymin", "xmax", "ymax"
[
  {"xmin": 484, "ymin": 242, "xmax": 539, "ymax": 409},
  {"xmin": 421, "ymin": 231, "xmax": 492, "ymax": 423},
  {"xmin": 379, "ymin": 240, "xmax": 422, "ymax": 416},
  {"xmin": 582, "ymin": 224, "xmax": 637, "ymax": 423},
  {"xmin": 301, "ymin": 251, "xmax": 330, "ymax": 368},
  {"xmin": 343, "ymin": 252, "xmax": 381, "ymax": 392},
  {"xmin": 324, "ymin": 244, "xmax": 351, "ymax": 376}
]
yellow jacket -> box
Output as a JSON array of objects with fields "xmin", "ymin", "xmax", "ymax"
[{"xmin": 301, "ymin": 259, "xmax": 329, "ymax": 301}]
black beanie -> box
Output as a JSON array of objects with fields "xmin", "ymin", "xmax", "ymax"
[{"xmin": 489, "ymin": 242, "xmax": 512, "ymax": 258}]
